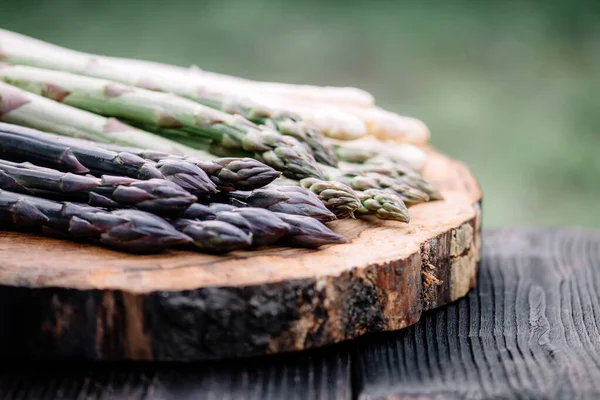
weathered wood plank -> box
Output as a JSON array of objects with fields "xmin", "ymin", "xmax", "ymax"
[
  {"xmin": 0, "ymin": 346, "xmax": 352, "ymax": 400},
  {"xmin": 353, "ymin": 228, "xmax": 600, "ymax": 399}
]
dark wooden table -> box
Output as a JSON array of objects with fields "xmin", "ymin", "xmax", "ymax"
[{"xmin": 1, "ymin": 228, "xmax": 599, "ymax": 400}]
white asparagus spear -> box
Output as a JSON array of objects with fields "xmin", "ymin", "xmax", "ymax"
[
  {"xmin": 341, "ymin": 106, "xmax": 430, "ymax": 145},
  {"xmin": 330, "ymin": 136, "xmax": 428, "ymax": 171}
]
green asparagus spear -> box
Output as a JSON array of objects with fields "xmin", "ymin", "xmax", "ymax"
[
  {"xmin": 356, "ymin": 189, "xmax": 410, "ymax": 223},
  {"xmin": 0, "ymin": 81, "xmax": 202, "ymax": 155},
  {"xmin": 0, "ymin": 65, "xmax": 324, "ymax": 179},
  {"xmin": 0, "ymin": 189, "xmax": 192, "ymax": 252},
  {"xmin": 297, "ymin": 177, "xmax": 360, "ymax": 219},
  {"xmin": 0, "ymin": 160, "xmax": 198, "ymax": 214},
  {"xmin": 0, "ymin": 123, "xmax": 218, "ymax": 194},
  {"xmin": 349, "ymin": 163, "xmax": 443, "ymax": 201},
  {"xmin": 272, "ymin": 176, "xmax": 360, "ymax": 219},
  {"xmin": 259, "ymin": 117, "xmax": 338, "ymax": 166},
  {"xmin": 320, "ymin": 163, "xmax": 430, "ymax": 207}
]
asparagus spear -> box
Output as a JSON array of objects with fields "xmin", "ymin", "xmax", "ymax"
[
  {"xmin": 0, "ymin": 125, "xmax": 162, "ymax": 179},
  {"xmin": 320, "ymin": 164, "xmax": 430, "ymax": 207},
  {"xmin": 33, "ymin": 134, "xmax": 281, "ymax": 192},
  {"xmin": 274, "ymin": 213, "xmax": 347, "ymax": 248},
  {"xmin": 356, "ymin": 189, "xmax": 410, "ymax": 223},
  {"xmin": 333, "ymin": 145, "xmax": 378, "ymax": 164},
  {"xmin": 228, "ymin": 186, "xmax": 336, "ymax": 222},
  {"xmin": 180, "ymin": 203, "xmax": 343, "ymax": 247},
  {"xmin": 358, "ymin": 174, "xmax": 430, "ymax": 207},
  {"xmin": 0, "ymin": 81, "xmax": 201, "ymax": 155},
  {"xmin": 0, "ymin": 159, "xmax": 198, "ymax": 214},
  {"xmin": 180, "ymin": 203, "xmax": 289, "ymax": 246},
  {"xmin": 348, "ymin": 163, "xmax": 443, "ymax": 201},
  {"xmin": 170, "ymin": 218, "xmax": 252, "ymax": 253},
  {"xmin": 0, "ymin": 64, "xmax": 327, "ymax": 176},
  {"xmin": 258, "ymin": 117, "xmax": 338, "ymax": 166},
  {"xmin": 153, "ymin": 158, "xmax": 217, "ymax": 196},
  {"xmin": 332, "ymin": 139, "xmax": 428, "ymax": 171},
  {"xmin": 190, "ymin": 157, "xmax": 280, "ymax": 191},
  {"xmin": 272, "ymin": 176, "xmax": 360, "ymax": 219},
  {"xmin": 0, "ymin": 123, "xmax": 218, "ymax": 195},
  {"xmin": 214, "ymin": 208, "xmax": 291, "ymax": 246},
  {"xmin": 185, "ymin": 203, "xmax": 292, "ymax": 246},
  {"xmin": 145, "ymin": 61, "xmax": 375, "ymax": 107},
  {"xmin": 0, "ymin": 189, "xmax": 192, "ymax": 252},
  {"xmin": 118, "ymin": 149, "xmax": 282, "ymax": 192}
]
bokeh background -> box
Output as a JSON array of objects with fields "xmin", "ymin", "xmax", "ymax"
[{"xmin": 1, "ymin": 0, "xmax": 599, "ymax": 227}]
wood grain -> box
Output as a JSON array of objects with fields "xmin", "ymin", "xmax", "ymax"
[
  {"xmin": 354, "ymin": 228, "xmax": 600, "ymax": 400},
  {"xmin": 0, "ymin": 346, "xmax": 352, "ymax": 400},
  {"xmin": 0, "ymin": 148, "xmax": 482, "ymax": 361},
  {"xmin": 1, "ymin": 229, "xmax": 598, "ymax": 399}
]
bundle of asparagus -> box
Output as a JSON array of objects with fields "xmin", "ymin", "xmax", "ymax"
[
  {"xmin": 0, "ymin": 29, "xmax": 429, "ymax": 144},
  {"xmin": 0, "ymin": 159, "xmax": 198, "ymax": 213},
  {"xmin": 0, "ymin": 189, "xmax": 193, "ymax": 253},
  {"xmin": 0, "ymin": 123, "xmax": 348, "ymax": 252},
  {"xmin": 0, "ymin": 29, "xmax": 447, "ymax": 255}
]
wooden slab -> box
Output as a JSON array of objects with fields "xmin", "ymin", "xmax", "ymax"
[
  {"xmin": 0, "ymin": 147, "xmax": 482, "ymax": 361},
  {"xmin": 1, "ymin": 229, "xmax": 599, "ymax": 400}
]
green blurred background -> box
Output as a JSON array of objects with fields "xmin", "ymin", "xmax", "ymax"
[{"xmin": 1, "ymin": 0, "xmax": 599, "ymax": 227}]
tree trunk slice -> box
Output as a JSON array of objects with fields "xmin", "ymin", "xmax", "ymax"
[{"xmin": 0, "ymin": 147, "xmax": 481, "ymax": 361}]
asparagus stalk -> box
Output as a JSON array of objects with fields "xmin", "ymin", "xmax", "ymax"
[
  {"xmin": 170, "ymin": 218, "xmax": 252, "ymax": 253},
  {"xmin": 157, "ymin": 62, "xmax": 375, "ymax": 107},
  {"xmin": 347, "ymin": 163, "xmax": 443, "ymax": 201},
  {"xmin": 180, "ymin": 203, "xmax": 287, "ymax": 246},
  {"xmin": 34, "ymin": 134, "xmax": 281, "ymax": 192},
  {"xmin": 320, "ymin": 164, "xmax": 430, "ymax": 207},
  {"xmin": 332, "ymin": 139, "xmax": 428, "ymax": 171},
  {"xmin": 274, "ymin": 213, "xmax": 347, "ymax": 248},
  {"xmin": 214, "ymin": 207, "xmax": 291, "ymax": 246},
  {"xmin": 0, "ymin": 159, "xmax": 198, "ymax": 214},
  {"xmin": 337, "ymin": 106, "xmax": 430, "ymax": 145},
  {"xmin": 0, "ymin": 189, "xmax": 192, "ymax": 253},
  {"xmin": 0, "ymin": 123, "xmax": 162, "ymax": 179},
  {"xmin": 273, "ymin": 176, "xmax": 360, "ymax": 219},
  {"xmin": 153, "ymin": 158, "xmax": 217, "ymax": 196},
  {"xmin": 180, "ymin": 203, "xmax": 343, "ymax": 247},
  {"xmin": 0, "ymin": 81, "xmax": 201, "ymax": 156},
  {"xmin": 250, "ymin": 95, "xmax": 367, "ymax": 141},
  {"xmin": 258, "ymin": 117, "xmax": 338, "ymax": 166},
  {"xmin": 356, "ymin": 189, "xmax": 410, "ymax": 223},
  {"xmin": 0, "ymin": 123, "xmax": 218, "ymax": 195},
  {"xmin": 357, "ymin": 174, "xmax": 430, "ymax": 207},
  {"xmin": 103, "ymin": 146, "xmax": 282, "ymax": 192},
  {"xmin": 227, "ymin": 186, "xmax": 336, "ymax": 222}
]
